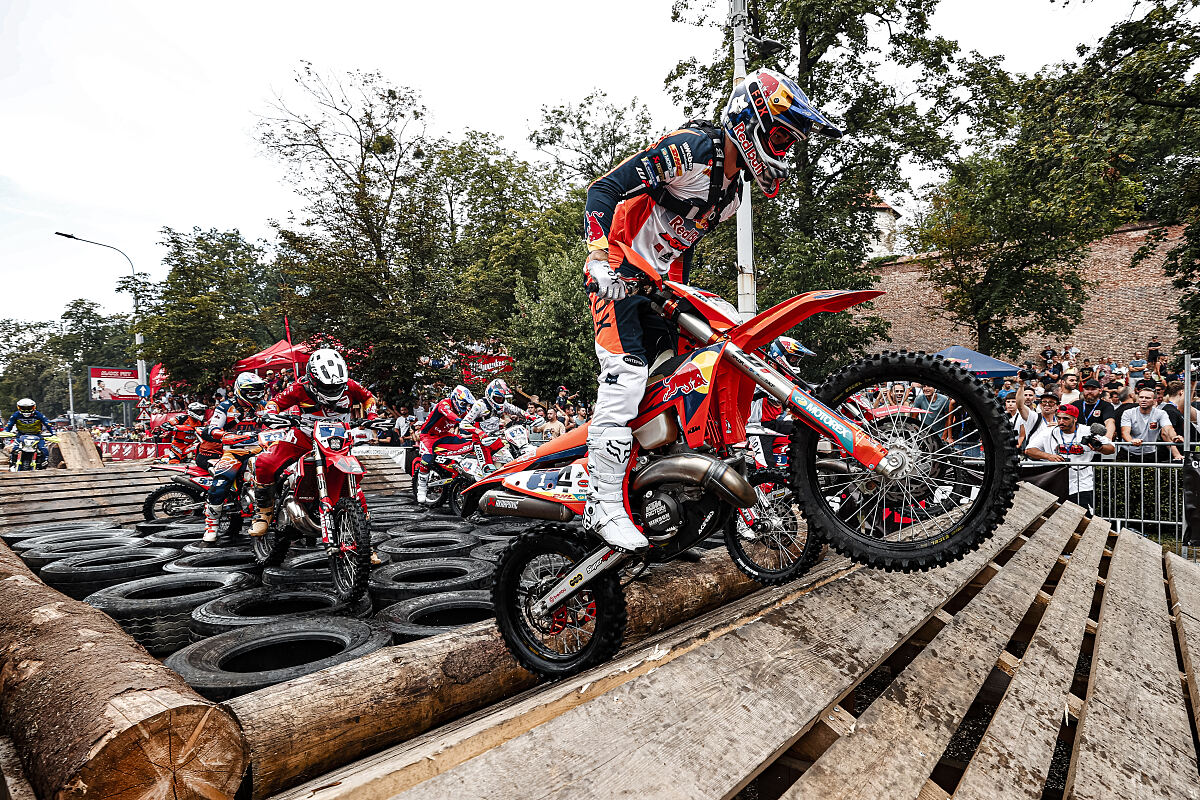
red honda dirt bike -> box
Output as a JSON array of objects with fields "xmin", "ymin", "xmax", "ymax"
[
  {"xmin": 410, "ymin": 425, "xmax": 534, "ymax": 516},
  {"xmin": 475, "ymin": 243, "xmax": 1018, "ymax": 678},
  {"xmin": 248, "ymin": 414, "xmax": 389, "ymax": 602},
  {"xmin": 142, "ymin": 462, "xmax": 215, "ymax": 521}
]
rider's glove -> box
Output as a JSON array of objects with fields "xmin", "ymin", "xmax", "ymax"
[{"xmin": 586, "ymin": 257, "xmax": 627, "ymax": 301}]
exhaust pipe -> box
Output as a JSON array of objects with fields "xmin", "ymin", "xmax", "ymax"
[
  {"xmin": 478, "ymin": 490, "xmax": 576, "ymax": 522},
  {"xmin": 631, "ymin": 453, "xmax": 757, "ymax": 508},
  {"xmin": 277, "ymin": 498, "xmax": 321, "ymax": 535}
]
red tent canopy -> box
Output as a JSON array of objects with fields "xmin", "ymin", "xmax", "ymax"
[{"xmin": 233, "ymin": 339, "xmax": 311, "ymax": 375}]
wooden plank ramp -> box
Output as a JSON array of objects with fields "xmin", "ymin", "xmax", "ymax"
[
  {"xmin": 272, "ymin": 484, "xmax": 1058, "ymax": 800},
  {"xmin": 269, "ymin": 483, "xmax": 1200, "ymax": 800}
]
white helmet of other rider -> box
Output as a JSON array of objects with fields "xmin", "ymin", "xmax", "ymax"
[{"xmin": 307, "ymin": 348, "xmax": 349, "ymax": 404}]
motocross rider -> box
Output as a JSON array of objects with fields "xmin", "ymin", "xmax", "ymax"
[
  {"xmin": 457, "ymin": 378, "xmax": 530, "ymax": 470},
  {"xmin": 199, "ymin": 373, "xmax": 268, "ymax": 544},
  {"xmin": 5, "ymin": 398, "xmax": 54, "ymax": 470},
  {"xmin": 250, "ymin": 348, "xmax": 382, "ymax": 537},
  {"xmin": 581, "ymin": 67, "xmax": 840, "ymax": 551},
  {"xmin": 160, "ymin": 402, "xmax": 207, "ymax": 464},
  {"xmin": 747, "ymin": 337, "xmax": 813, "ymax": 467},
  {"xmin": 415, "ymin": 385, "xmax": 475, "ymax": 505}
]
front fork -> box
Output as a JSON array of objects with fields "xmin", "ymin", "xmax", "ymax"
[
  {"xmin": 313, "ymin": 442, "xmax": 336, "ymax": 550},
  {"xmin": 529, "ymin": 545, "xmax": 631, "ymax": 618}
]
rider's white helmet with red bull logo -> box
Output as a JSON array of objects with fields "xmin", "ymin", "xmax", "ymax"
[{"xmin": 723, "ymin": 68, "xmax": 842, "ymax": 198}]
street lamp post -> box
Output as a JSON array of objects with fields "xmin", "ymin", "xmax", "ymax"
[
  {"xmin": 54, "ymin": 232, "xmax": 147, "ymax": 386},
  {"xmin": 728, "ymin": 0, "xmax": 784, "ymax": 321}
]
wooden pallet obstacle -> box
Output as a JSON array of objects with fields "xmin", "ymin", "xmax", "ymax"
[
  {"xmin": 226, "ymin": 541, "xmax": 842, "ymax": 799},
  {"xmin": 0, "ymin": 453, "xmax": 408, "ymax": 530},
  {"xmin": 268, "ymin": 482, "xmax": 1200, "ymax": 800},
  {"xmin": 0, "ymin": 536, "xmax": 245, "ymax": 798},
  {"xmin": 54, "ymin": 430, "xmax": 106, "ymax": 470}
]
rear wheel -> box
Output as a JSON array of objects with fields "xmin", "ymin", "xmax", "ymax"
[
  {"xmin": 328, "ymin": 498, "xmax": 371, "ymax": 602},
  {"xmin": 724, "ymin": 469, "xmax": 820, "ymax": 585},
  {"xmin": 492, "ymin": 525, "xmax": 626, "ymax": 679},
  {"xmin": 791, "ymin": 351, "xmax": 1018, "ymax": 572},
  {"xmin": 143, "ymin": 485, "xmax": 204, "ymax": 521},
  {"xmin": 446, "ymin": 477, "xmax": 471, "ymax": 518}
]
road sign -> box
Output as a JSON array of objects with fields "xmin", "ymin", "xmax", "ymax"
[
  {"xmin": 136, "ymin": 409, "xmax": 151, "ymax": 422},
  {"xmin": 135, "ymin": 384, "xmax": 152, "ymax": 399},
  {"xmin": 136, "ymin": 397, "xmax": 150, "ymax": 409}
]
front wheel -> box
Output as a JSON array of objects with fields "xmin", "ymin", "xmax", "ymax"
[
  {"xmin": 328, "ymin": 498, "xmax": 372, "ymax": 602},
  {"xmin": 492, "ymin": 525, "xmax": 626, "ymax": 679},
  {"xmin": 446, "ymin": 477, "xmax": 471, "ymax": 518},
  {"xmin": 143, "ymin": 485, "xmax": 204, "ymax": 521},
  {"xmin": 791, "ymin": 351, "xmax": 1018, "ymax": 572},
  {"xmin": 724, "ymin": 469, "xmax": 821, "ymax": 585}
]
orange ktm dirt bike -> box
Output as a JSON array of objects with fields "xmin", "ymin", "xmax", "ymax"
[{"xmin": 471, "ymin": 243, "xmax": 1019, "ymax": 678}]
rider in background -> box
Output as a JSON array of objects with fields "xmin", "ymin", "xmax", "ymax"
[
  {"xmin": 251, "ymin": 348, "xmax": 379, "ymax": 537},
  {"xmin": 415, "ymin": 385, "xmax": 475, "ymax": 505},
  {"xmin": 581, "ymin": 67, "xmax": 838, "ymax": 551},
  {"xmin": 458, "ymin": 378, "xmax": 529, "ymax": 469},
  {"xmin": 5, "ymin": 398, "xmax": 54, "ymax": 470},
  {"xmin": 159, "ymin": 402, "xmax": 207, "ymax": 464},
  {"xmin": 199, "ymin": 373, "xmax": 268, "ymax": 545}
]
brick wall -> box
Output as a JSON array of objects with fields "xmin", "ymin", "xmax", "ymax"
[{"xmin": 861, "ymin": 224, "xmax": 1185, "ymax": 363}]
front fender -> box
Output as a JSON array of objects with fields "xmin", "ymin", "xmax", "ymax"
[
  {"xmin": 730, "ymin": 289, "xmax": 884, "ymax": 354},
  {"xmin": 326, "ymin": 452, "xmax": 364, "ymax": 475}
]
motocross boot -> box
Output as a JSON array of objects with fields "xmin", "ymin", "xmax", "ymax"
[
  {"xmin": 584, "ymin": 427, "xmax": 648, "ymax": 552},
  {"xmin": 416, "ymin": 466, "xmax": 431, "ymax": 505},
  {"xmin": 250, "ymin": 486, "xmax": 275, "ymax": 537},
  {"xmin": 202, "ymin": 502, "xmax": 221, "ymax": 545}
]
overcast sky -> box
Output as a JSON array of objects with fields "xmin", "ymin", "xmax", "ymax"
[{"xmin": 0, "ymin": 0, "xmax": 1137, "ymax": 323}]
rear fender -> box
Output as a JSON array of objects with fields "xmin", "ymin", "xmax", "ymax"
[{"xmin": 730, "ymin": 290, "xmax": 884, "ymax": 354}]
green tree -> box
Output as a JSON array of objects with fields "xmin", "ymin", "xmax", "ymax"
[
  {"xmin": 139, "ymin": 227, "xmax": 279, "ymax": 389},
  {"xmin": 911, "ymin": 147, "xmax": 1140, "ymax": 357},
  {"xmin": 506, "ymin": 243, "xmax": 598, "ymax": 401},
  {"xmin": 261, "ymin": 65, "xmax": 477, "ymax": 394},
  {"xmin": 529, "ymin": 91, "xmax": 658, "ymax": 183}
]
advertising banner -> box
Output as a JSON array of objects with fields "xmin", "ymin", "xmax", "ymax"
[
  {"xmin": 462, "ymin": 354, "xmax": 514, "ymax": 384},
  {"xmin": 97, "ymin": 441, "xmax": 172, "ymax": 461},
  {"xmin": 88, "ymin": 367, "xmax": 139, "ymax": 402}
]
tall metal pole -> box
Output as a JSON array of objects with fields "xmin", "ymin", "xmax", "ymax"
[
  {"xmin": 54, "ymin": 232, "xmax": 147, "ymax": 385},
  {"xmin": 731, "ymin": 0, "xmax": 757, "ymax": 321},
  {"xmin": 67, "ymin": 365, "xmax": 75, "ymax": 429}
]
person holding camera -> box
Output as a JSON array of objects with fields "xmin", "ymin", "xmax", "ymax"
[{"xmin": 1024, "ymin": 403, "xmax": 1114, "ymax": 513}]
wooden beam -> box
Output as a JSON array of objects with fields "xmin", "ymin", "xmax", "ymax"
[{"xmin": 229, "ymin": 543, "xmax": 794, "ymax": 798}]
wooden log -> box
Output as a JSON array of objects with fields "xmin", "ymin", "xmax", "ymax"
[
  {"xmin": 0, "ymin": 541, "xmax": 245, "ymax": 798},
  {"xmin": 228, "ymin": 545, "xmax": 773, "ymax": 798}
]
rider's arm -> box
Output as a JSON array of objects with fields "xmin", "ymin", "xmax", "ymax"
[
  {"xmin": 457, "ymin": 401, "xmax": 484, "ymax": 436},
  {"xmin": 346, "ymin": 380, "xmax": 378, "ymax": 419},
  {"xmin": 202, "ymin": 403, "xmax": 230, "ymax": 442},
  {"xmin": 3, "ymin": 413, "xmax": 16, "ymax": 432}
]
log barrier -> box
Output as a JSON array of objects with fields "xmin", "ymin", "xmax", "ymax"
[{"xmin": 0, "ymin": 542, "xmax": 246, "ymax": 799}]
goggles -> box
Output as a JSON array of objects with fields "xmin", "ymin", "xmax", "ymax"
[{"xmin": 766, "ymin": 125, "xmax": 800, "ymax": 157}]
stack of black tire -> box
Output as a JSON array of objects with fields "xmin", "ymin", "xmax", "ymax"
[{"xmin": 4, "ymin": 492, "xmax": 542, "ymax": 701}]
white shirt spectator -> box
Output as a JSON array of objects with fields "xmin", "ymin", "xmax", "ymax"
[
  {"xmin": 1026, "ymin": 425, "xmax": 1110, "ymax": 493},
  {"xmin": 1120, "ymin": 405, "xmax": 1170, "ymax": 455}
]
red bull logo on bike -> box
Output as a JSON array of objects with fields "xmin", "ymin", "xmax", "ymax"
[{"xmin": 663, "ymin": 349, "xmax": 721, "ymax": 401}]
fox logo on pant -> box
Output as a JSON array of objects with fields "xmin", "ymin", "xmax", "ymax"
[{"xmin": 605, "ymin": 438, "xmax": 632, "ymax": 462}]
